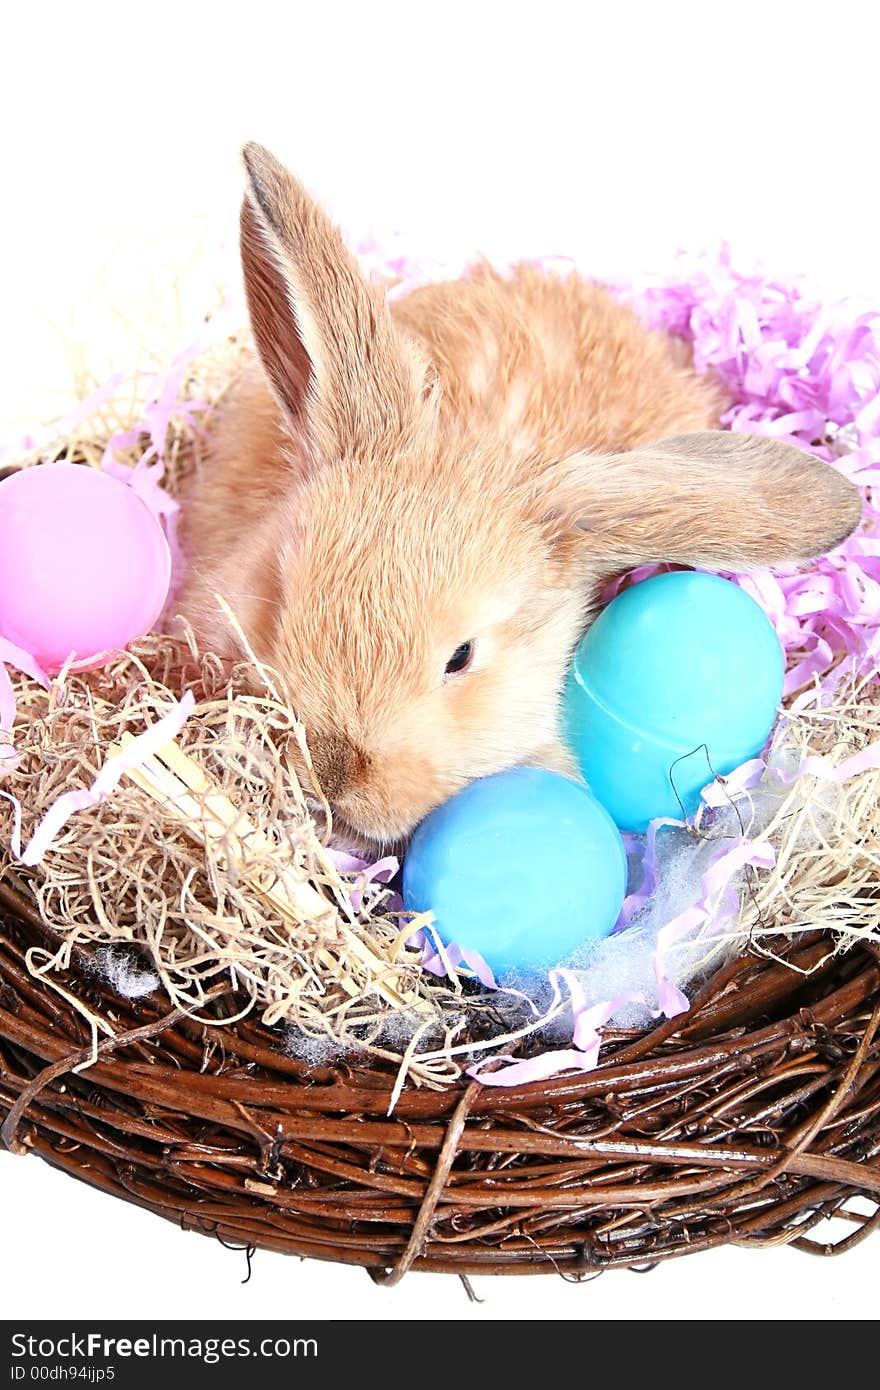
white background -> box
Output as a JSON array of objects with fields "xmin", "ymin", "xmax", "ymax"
[{"xmin": 2, "ymin": 0, "xmax": 878, "ymax": 1321}]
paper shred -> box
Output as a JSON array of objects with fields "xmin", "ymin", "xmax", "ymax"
[
  {"xmin": 0, "ymin": 637, "xmax": 50, "ymax": 691},
  {"xmin": 348, "ymin": 854, "xmax": 401, "ymax": 913},
  {"xmin": 0, "ymin": 666, "xmax": 18, "ymax": 771},
  {"xmin": 469, "ymin": 1048, "xmax": 598, "ymax": 1087},
  {"xmin": 325, "ymin": 848, "xmax": 371, "ymax": 874},
  {"xmin": 794, "ymin": 744, "xmax": 880, "ymax": 783},
  {"xmin": 469, "ymin": 986, "xmax": 652, "ymax": 1086},
  {"xmin": 18, "ymin": 691, "xmax": 195, "ymax": 866},
  {"xmin": 324, "ymin": 848, "xmax": 403, "ymax": 914},
  {"xmin": 626, "ymin": 251, "xmax": 880, "ymax": 695},
  {"xmin": 0, "ymin": 639, "xmax": 51, "ymax": 778},
  {"xmin": 568, "ymin": 988, "xmax": 644, "ymax": 1053},
  {"xmin": 651, "ymin": 839, "xmax": 776, "ymax": 1010},
  {"xmin": 0, "ymin": 787, "xmax": 24, "ymax": 858},
  {"xmin": 699, "ymin": 757, "xmax": 767, "ymax": 808},
  {"xmin": 421, "ymin": 938, "xmax": 498, "ymax": 989}
]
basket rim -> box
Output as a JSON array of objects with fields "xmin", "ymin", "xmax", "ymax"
[{"xmin": 3, "ymin": 874, "xmax": 879, "ymax": 1278}]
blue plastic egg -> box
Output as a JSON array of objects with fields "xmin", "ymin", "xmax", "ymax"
[
  {"xmin": 402, "ymin": 767, "xmax": 627, "ymax": 978},
  {"xmin": 562, "ymin": 571, "xmax": 784, "ymax": 831}
]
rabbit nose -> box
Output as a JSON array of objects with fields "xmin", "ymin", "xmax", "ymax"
[{"xmin": 306, "ymin": 732, "xmax": 365, "ymax": 801}]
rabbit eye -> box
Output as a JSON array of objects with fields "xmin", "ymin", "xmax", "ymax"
[{"xmin": 445, "ymin": 640, "xmax": 475, "ymax": 676}]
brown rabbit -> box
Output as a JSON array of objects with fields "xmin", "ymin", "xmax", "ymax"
[{"xmin": 180, "ymin": 143, "xmax": 862, "ymax": 849}]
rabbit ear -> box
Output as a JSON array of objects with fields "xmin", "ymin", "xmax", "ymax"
[
  {"xmin": 239, "ymin": 142, "xmax": 426, "ymax": 457},
  {"xmin": 539, "ymin": 430, "xmax": 862, "ymax": 574}
]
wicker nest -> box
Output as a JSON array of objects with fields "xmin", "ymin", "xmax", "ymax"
[
  {"xmin": 2, "ymin": 250, "xmax": 880, "ymax": 1280},
  {"xmin": 2, "ymin": 870, "xmax": 879, "ymax": 1279}
]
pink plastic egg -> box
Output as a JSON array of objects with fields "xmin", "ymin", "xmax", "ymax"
[{"xmin": 0, "ymin": 463, "xmax": 172, "ymax": 672}]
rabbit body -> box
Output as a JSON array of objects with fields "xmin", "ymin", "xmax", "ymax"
[
  {"xmin": 392, "ymin": 264, "xmax": 722, "ymax": 455},
  {"xmin": 180, "ymin": 145, "xmax": 861, "ymax": 848},
  {"xmin": 185, "ymin": 266, "xmax": 721, "ymax": 588}
]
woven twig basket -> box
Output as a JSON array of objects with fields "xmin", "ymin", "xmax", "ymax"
[
  {"xmin": 3, "ymin": 243, "xmax": 880, "ymax": 1280},
  {"xmin": 2, "ymin": 864, "xmax": 878, "ymax": 1280}
]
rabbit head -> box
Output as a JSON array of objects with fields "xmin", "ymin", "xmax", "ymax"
[{"xmin": 222, "ymin": 143, "xmax": 862, "ymax": 848}]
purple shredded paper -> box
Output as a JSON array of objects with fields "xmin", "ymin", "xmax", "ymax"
[{"xmin": 626, "ymin": 248, "xmax": 880, "ymax": 693}]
